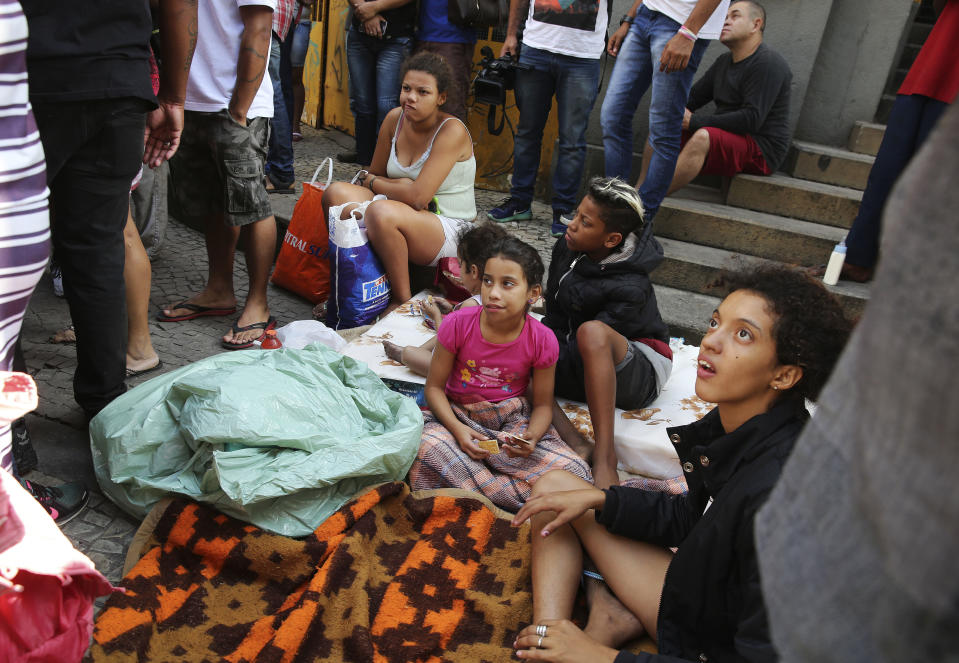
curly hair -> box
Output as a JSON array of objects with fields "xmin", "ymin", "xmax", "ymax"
[
  {"xmin": 710, "ymin": 264, "xmax": 853, "ymax": 402},
  {"xmin": 456, "ymin": 223, "xmax": 508, "ymax": 272},
  {"xmin": 401, "ymin": 51, "xmax": 453, "ymax": 94}
]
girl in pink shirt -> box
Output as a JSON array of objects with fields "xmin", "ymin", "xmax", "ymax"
[{"xmin": 411, "ymin": 238, "xmax": 591, "ymax": 511}]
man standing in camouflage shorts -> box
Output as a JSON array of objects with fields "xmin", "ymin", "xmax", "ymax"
[{"xmin": 161, "ymin": 0, "xmax": 279, "ymax": 349}]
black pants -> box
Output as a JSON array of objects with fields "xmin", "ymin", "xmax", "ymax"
[{"xmin": 32, "ymin": 98, "xmax": 148, "ymax": 417}]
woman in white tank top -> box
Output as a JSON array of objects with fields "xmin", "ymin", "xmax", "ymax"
[{"xmin": 322, "ymin": 52, "xmax": 477, "ymax": 313}]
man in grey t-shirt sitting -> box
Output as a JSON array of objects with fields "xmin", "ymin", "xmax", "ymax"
[{"xmin": 638, "ymin": 0, "xmax": 792, "ymax": 195}]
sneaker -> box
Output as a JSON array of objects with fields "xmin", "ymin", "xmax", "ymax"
[
  {"xmin": 20, "ymin": 478, "xmax": 89, "ymax": 525},
  {"xmin": 551, "ymin": 209, "xmax": 573, "ymax": 238},
  {"xmin": 50, "ymin": 261, "xmax": 64, "ymax": 297},
  {"xmin": 488, "ymin": 198, "xmax": 532, "ymax": 223},
  {"xmin": 10, "ymin": 417, "xmax": 37, "ymax": 474}
]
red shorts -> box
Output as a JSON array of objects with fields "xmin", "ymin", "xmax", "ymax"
[{"xmin": 682, "ymin": 127, "xmax": 772, "ymax": 177}]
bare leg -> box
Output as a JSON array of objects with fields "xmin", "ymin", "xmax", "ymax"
[
  {"xmin": 583, "ymin": 571, "xmax": 645, "ymax": 647},
  {"xmin": 666, "ymin": 129, "xmax": 710, "ymax": 195},
  {"xmin": 551, "ymin": 400, "xmax": 594, "ymax": 462},
  {"xmin": 123, "ymin": 208, "xmax": 158, "ymax": 372},
  {"xmin": 363, "ymin": 200, "xmax": 446, "ymax": 309},
  {"xmin": 161, "ymin": 212, "xmax": 238, "ymax": 318},
  {"xmin": 528, "ymin": 470, "xmax": 670, "ymax": 645},
  {"xmin": 223, "ymin": 215, "xmax": 275, "ymax": 346},
  {"xmin": 577, "ymin": 321, "xmax": 629, "ymax": 490}
]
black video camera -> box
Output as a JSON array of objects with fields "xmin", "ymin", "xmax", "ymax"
[{"xmin": 474, "ymin": 45, "xmax": 532, "ymax": 135}]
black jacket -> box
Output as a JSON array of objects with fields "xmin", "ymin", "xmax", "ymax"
[
  {"xmin": 599, "ymin": 399, "xmax": 808, "ymax": 663},
  {"xmin": 542, "ymin": 229, "xmax": 669, "ymax": 346}
]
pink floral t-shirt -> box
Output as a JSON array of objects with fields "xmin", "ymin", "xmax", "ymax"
[{"xmin": 438, "ymin": 306, "xmax": 559, "ymax": 404}]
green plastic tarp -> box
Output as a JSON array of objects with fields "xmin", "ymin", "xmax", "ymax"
[{"xmin": 90, "ymin": 342, "xmax": 423, "ymax": 537}]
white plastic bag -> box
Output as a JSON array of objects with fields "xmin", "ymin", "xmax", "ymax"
[{"xmin": 275, "ymin": 319, "xmax": 347, "ymax": 351}]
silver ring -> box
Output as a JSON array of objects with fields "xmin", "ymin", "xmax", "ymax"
[
  {"xmin": 163, "ymin": 141, "xmax": 171, "ymax": 147},
  {"xmin": 537, "ymin": 635, "xmax": 544, "ymax": 648},
  {"xmin": 536, "ymin": 624, "xmax": 547, "ymax": 637}
]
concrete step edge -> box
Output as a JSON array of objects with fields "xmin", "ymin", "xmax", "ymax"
[
  {"xmin": 732, "ymin": 173, "xmax": 864, "ymax": 200},
  {"xmin": 790, "ymin": 140, "xmax": 876, "ymax": 165},
  {"xmin": 659, "ymin": 197, "xmax": 846, "ymax": 242}
]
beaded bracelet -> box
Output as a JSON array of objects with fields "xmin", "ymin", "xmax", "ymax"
[{"xmin": 678, "ymin": 25, "xmax": 697, "ymax": 41}]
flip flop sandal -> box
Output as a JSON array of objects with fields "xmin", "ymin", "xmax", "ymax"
[
  {"xmin": 292, "ymin": 132, "xmax": 303, "ymax": 142},
  {"xmin": 156, "ymin": 301, "xmax": 237, "ymax": 322},
  {"xmin": 126, "ymin": 359, "xmax": 163, "ymax": 379},
  {"xmin": 221, "ymin": 316, "xmax": 277, "ymax": 350}
]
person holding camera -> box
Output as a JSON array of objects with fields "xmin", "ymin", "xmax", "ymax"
[
  {"xmin": 486, "ymin": 0, "xmax": 609, "ymax": 237},
  {"xmin": 341, "ymin": 0, "xmax": 416, "ymax": 165}
]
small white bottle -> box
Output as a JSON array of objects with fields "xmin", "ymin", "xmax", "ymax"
[{"xmin": 822, "ymin": 240, "xmax": 847, "ymax": 286}]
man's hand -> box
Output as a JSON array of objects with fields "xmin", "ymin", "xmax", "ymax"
[
  {"xmin": 354, "ymin": 0, "xmax": 378, "ymax": 22},
  {"xmin": 607, "ymin": 23, "xmax": 629, "ymax": 56},
  {"xmin": 227, "ymin": 106, "xmax": 248, "ymax": 126},
  {"xmin": 501, "ymin": 34, "xmax": 519, "ymax": 58},
  {"xmin": 682, "ymin": 108, "xmax": 692, "ymax": 130},
  {"xmin": 659, "ymin": 32, "xmax": 694, "ymax": 73},
  {"xmin": 143, "ymin": 99, "xmax": 186, "ymax": 167}
]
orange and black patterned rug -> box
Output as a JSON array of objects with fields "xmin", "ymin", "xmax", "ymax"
[{"xmin": 87, "ymin": 482, "xmax": 532, "ymax": 662}]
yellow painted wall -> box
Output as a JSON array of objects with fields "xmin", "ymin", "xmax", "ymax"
[
  {"xmin": 302, "ymin": 21, "xmax": 326, "ymax": 127},
  {"xmin": 322, "ymin": 0, "xmax": 355, "ymax": 133},
  {"xmin": 303, "ymin": 18, "xmax": 559, "ymax": 194}
]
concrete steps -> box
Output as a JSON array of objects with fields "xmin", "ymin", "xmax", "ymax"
[
  {"xmin": 652, "ymin": 284, "xmax": 719, "ymax": 345},
  {"xmin": 784, "ymin": 140, "xmax": 875, "ymax": 190},
  {"xmin": 726, "ymin": 173, "xmax": 862, "ymax": 228},
  {"xmin": 655, "ymin": 197, "xmax": 843, "ymax": 265},
  {"xmin": 847, "ymin": 120, "xmax": 885, "ymax": 156},
  {"xmin": 652, "ymin": 237, "xmax": 869, "ymax": 320}
]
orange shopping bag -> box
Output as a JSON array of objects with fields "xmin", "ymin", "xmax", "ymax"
[{"xmin": 271, "ymin": 158, "xmax": 333, "ymax": 303}]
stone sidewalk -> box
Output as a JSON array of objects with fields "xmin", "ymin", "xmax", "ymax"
[{"xmin": 18, "ymin": 125, "xmax": 559, "ymax": 600}]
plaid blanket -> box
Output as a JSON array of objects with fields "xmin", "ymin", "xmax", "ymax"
[{"xmin": 410, "ymin": 397, "xmax": 592, "ymax": 512}]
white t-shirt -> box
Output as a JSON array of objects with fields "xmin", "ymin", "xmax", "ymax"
[
  {"xmin": 185, "ymin": 0, "xmax": 277, "ymax": 118},
  {"xmin": 644, "ymin": 0, "xmax": 729, "ymax": 40},
  {"xmin": 521, "ymin": 0, "xmax": 609, "ymax": 59}
]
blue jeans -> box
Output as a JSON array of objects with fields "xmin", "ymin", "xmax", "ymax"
[
  {"xmin": 347, "ymin": 27, "xmax": 411, "ymax": 164},
  {"xmin": 266, "ymin": 33, "xmax": 295, "ymax": 186},
  {"xmin": 600, "ymin": 6, "xmax": 707, "ymax": 219},
  {"xmin": 845, "ymin": 93, "xmax": 947, "ymax": 268},
  {"xmin": 510, "ymin": 45, "xmax": 600, "ymax": 213}
]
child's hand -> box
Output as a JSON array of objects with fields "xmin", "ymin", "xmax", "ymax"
[
  {"xmin": 503, "ymin": 432, "xmax": 536, "ymax": 458},
  {"xmin": 422, "ymin": 297, "xmax": 448, "ymax": 326},
  {"xmin": 454, "ymin": 425, "xmax": 490, "ymax": 460}
]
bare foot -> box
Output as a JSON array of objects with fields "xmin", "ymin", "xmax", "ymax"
[
  {"xmin": 592, "ymin": 463, "xmax": 620, "ymax": 491},
  {"xmin": 583, "ymin": 571, "xmax": 645, "ymax": 647},
  {"xmin": 126, "ymin": 352, "xmax": 160, "ymax": 375},
  {"xmin": 50, "ymin": 326, "xmax": 76, "ymax": 344},
  {"xmin": 383, "ymin": 340, "xmax": 405, "ymax": 364}
]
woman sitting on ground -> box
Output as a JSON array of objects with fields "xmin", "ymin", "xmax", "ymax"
[
  {"xmin": 510, "ymin": 265, "xmax": 852, "ymax": 662},
  {"xmin": 322, "ymin": 51, "xmax": 476, "ymax": 312}
]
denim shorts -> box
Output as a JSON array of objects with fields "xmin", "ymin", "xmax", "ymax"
[{"xmin": 170, "ymin": 110, "xmax": 273, "ymax": 227}]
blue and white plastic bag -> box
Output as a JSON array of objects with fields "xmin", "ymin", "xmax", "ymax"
[{"xmin": 326, "ymin": 196, "xmax": 391, "ymax": 329}]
